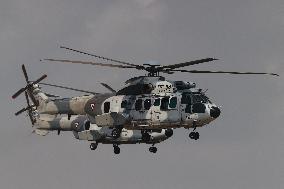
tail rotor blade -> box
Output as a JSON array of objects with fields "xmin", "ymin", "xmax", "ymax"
[
  {"xmin": 32, "ymin": 74, "xmax": 47, "ymax": 85},
  {"xmin": 15, "ymin": 107, "xmax": 29, "ymax": 116},
  {"xmin": 22, "ymin": 64, "xmax": 29, "ymax": 83},
  {"xmin": 12, "ymin": 87, "xmax": 27, "ymax": 99}
]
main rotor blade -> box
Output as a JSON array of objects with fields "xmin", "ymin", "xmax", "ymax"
[
  {"xmin": 174, "ymin": 69, "xmax": 279, "ymax": 76},
  {"xmin": 22, "ymin": 64, "xmax": 29, "ymax": 83},
  {"xmin": 160, "ymin": 58, "xmax": 217, "ymax": 71},
  {"xmin": 43, "ymin": 59, "xmax": 137, "ymax": 69},
  {"xmin": 39, "ymin": 82, "xmax": 99, "ymax": 95},
  {"xmin": 60, "ymin": 46, "xmax": 141, "ymax": 68},
  {"xmin": 100, "ymin": 83, "xmax": 116, "ymax": 93},
  {"xmin": 32, "ymin": 74, "xmax": 47, "ymax": 85}
]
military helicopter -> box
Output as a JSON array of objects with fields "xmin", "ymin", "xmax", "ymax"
[
  {"xmin": 12, "ymin": 67, "xmax": 173, "ymax": 154},
  {"xmin": 12, "ymin": 46, "xmax": 278, "ymax": 145}
]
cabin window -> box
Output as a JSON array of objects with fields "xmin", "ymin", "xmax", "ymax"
[
  {"xmin": 144, "ymin": 99, "xmax": 151, "ymax": 110},
  {"xmin": 169, "ymin": 97, "xmax": 177, "ymax": 108},
  {"xmin": 135, "ymin": 99, "xmax": 142, "ymax": 111},
  {"xmin": 104, "ymin": 102, "xmax": 110, "ymax": 113},
  {"xmin": 121, "ymin": 100, "xmax": 127, "ymax": 108},
  {"xmin": 154, "ymin": 98, "xmax": 160, "ymax": 106},
  {"xmin": 160, "ymin": 97, "xmax": 169, "ymax": 111},
  {"xmin": 181, "ymin": 92, "xmax": 191, "ymax": 104}
]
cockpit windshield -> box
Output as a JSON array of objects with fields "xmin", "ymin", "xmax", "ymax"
[
  {"xmin": 192, "ymin": 93, "xmax": 211, "ymax": 104},
  {"xmin": 182, "ymin": 92, "xmax": 211, "ymax": 104}
]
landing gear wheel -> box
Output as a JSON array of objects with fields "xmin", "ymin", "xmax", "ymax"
[
  {"xmin": 189, "ymin": 132, "xmax": 199, "ymax": 140},
  {"xmin": 149, "ymin": 147, "xmax": 157, "ymax": 153},
  {"xmin": 112, "ymin": 128, "xmax": 121, "ymax": 139},
  {"xmin": 113, "ymin": 145, "xmax": 120, "ymax": 154},
  {"xmin": 90, "ymin": 143, "xmax": 98, "ymax": 150}
]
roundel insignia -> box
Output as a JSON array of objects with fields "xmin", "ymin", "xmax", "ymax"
[
  {"xmin": 90, "ymin": 103, "xmax": 95, "ymax": 111},
  {"xmin": 74, "ymin": 122, "xmax": 79, "ymax": 129}
]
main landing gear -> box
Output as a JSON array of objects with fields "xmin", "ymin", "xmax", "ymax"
[
  {"xmin": 189, "ymin": 121, "xmax": 199, "ymax": 140},
  {"xmin": 113, "ymin": 144, "xmax": 120, "ymax": 154},
  {"xmin": 90, "ymin": 142, "xmax": 98, "ymax": 150},
  {"xmin": 111, "ymin": 126, "xmax": 122, "ymax": 139},
  {"xmin": 189, "ymin": 132, "xmax": 199, "ymax": 140}
]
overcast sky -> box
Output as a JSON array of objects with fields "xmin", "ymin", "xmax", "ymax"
[{"xmin": 1, "ymin": 0, "xmax": 284, "ymax": 189}]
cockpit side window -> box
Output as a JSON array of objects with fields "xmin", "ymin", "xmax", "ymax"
[
  {"xmin": 104, "ymin": 102, "xmax": 110, "ymax": 113},
  {"xmin": 160, "ymin": 97, "xmax": 169, "ymax": 111},
  {"xmin": 135, "ymin": 99, "xmax": 142, "ymax": 111},
  {"xmin": 169, "ymin": 97, "xmax": 177, "ymax": 108},
  {"xmin": 144, "ymin": 99, "xmax": 151, "ymax": 110}
]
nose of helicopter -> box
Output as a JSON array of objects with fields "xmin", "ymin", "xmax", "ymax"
[{"xmin": 210, "ymin": 106, "xmax": 221, "ymax": 118}]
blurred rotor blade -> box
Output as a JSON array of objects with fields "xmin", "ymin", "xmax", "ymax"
[
  {"xmin": 43, "ymin": 59, "xmax": 137, "ymax": 69},
  {"xmin": 12, "ymin": 87, "xmax": 28, "ymax": 99},
  {"xmin": 22, "ymin": 64, "xmax": 29, "ymax": 83},
  {"xmin": 25, "ymin": 91, "xmax": 30, "ymax": 106},
  {"xmin": 45, "ymin": 93, "xmax": 60, "ymax": 98},
  {"xmin": 160, "ymin": 58, "xmax": 217, "ymax": 71},
  {"xmin": 27, "ymin": 88, "xmax": 39, "ymax": 106},
  {"xmin": 28, "ymin": 111, "xmax": 35, "ymax": 125},
  {"xmin": 60, "ymin": 46, "xmax": 141, "ymax": 68},
  {"xmin": 32, "ymin": 74, "xmax": 47, "ymax": 85},
  {"xmin": 173, "ymin": 69, "xmax": 279, "ymax": 76},
  {"xmin": 39, "ymin": 82, "xmax": 99, "ymax": 94},
  {"xmin": 100, "ymin": 83, "xmax": 116, "ymax": 93}
]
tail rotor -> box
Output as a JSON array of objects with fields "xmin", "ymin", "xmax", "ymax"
[
  {"xmin": 12, "ymin": 64, "xmax": 47, "ymax": 106},
  {"xmin": 13, "ymin": 64, "xmax": 47, "ymax": 125}
]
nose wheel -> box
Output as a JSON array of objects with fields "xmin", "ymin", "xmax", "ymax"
[
  {"xmin": 113, "ymin": 144, "xmax": 120, "ymax": 154},
  {"xmin": 189, "ymin": 132, "xmax": 199, "ymax": 140}
]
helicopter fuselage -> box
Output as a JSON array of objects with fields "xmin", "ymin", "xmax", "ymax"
[{"xmin": 35, "ymin": 76, "xmax": 220, "ymax": 131}]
